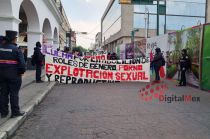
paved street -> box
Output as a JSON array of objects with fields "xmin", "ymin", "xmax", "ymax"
[{"xmin": 11, "ymin": 81, "xmax": 210, "ymax": 139}]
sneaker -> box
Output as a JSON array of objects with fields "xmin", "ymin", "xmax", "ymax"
[
  {"xmin": 11, "ymin": 111, "xmax": 25, "ymax": 118},
  {"xmin": 36, "ymin": 80, "xmax": 44, "ymax": 83}
]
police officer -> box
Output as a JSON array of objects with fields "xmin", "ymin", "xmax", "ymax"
[
  {"xmin": 178, "ymin": 49, "xmax": 191, "ymax": 86},
  {"xmin": 0, "ymin": 30, "xmax": 26, "ymax": 118}
]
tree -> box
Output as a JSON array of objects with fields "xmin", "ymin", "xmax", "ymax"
[{"xmin": 72, "ymin": 46, "xmax": 87, "ymax": 56}]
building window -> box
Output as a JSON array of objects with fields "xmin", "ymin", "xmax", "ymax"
[
  {"xmin": 133, "ymin": 0, "xmax": 206, "ymax": 34},
  {"xmin": 102, "ymin": 0, "xmax": 121, "ymax": 41}
]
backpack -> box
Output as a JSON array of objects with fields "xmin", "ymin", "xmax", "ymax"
[{"xmin": 161, "ymin": 56, "xmax": 166, "ymax": 66}]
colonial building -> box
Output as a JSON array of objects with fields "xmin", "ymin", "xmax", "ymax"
[
  {"xmin": 0, "ymin": 0, "xmax": 71, "ymax": 57},
  {"xmin": 54, "ymin": 0, "xmax": 72, "ymax": 50}
]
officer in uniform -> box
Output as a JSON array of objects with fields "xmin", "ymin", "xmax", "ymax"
[
  {"xmin": 178, "ymin": 49, "xmax": 191, "ymax": 86},
  {"xmin": 0, "ymin": 30, "xmax": 26, "ymax": 118}
]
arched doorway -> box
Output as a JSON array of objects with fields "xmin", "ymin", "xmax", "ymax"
[
  {"xmin": 53, "ymin": 27, "xmax": 59, "ymax": 49},
  {"xmin": 18, "ymin": 0, "xmax": 40, "ymax": 57},
  {"xmin": 42, "ymin": 18, "xmax": 52, "ymax": 44}
]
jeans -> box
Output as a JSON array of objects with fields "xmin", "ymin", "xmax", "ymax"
[
  {"xmin": 154, "ymin": 65, "xmax": 161, "ymax": 81},
  {"xmin": 36, "ymin": 65, "xmax": 42, "ymax": 81},
  {"xmin": 179, "ymin": 69, "xmax": 186, "ymax": 86},
  {"xmin": 0, "ymin": 76, "xmax": 22, "ymax": 115}
]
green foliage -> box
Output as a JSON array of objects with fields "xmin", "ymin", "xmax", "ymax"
[
  {"xmin": 167, "ymin": 64, "xmax": 177, "ymax": 78},
  {"xmin": 72, "ymin": 46, "xmax": 87, "ymax": 53}
]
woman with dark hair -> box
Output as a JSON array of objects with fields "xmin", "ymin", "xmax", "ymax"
[{"xmin": 151, "ymin": 47, "xmax": 164, "ymax": 82}]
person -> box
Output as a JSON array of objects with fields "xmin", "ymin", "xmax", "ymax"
[
  {"xmin": 0, "ymin": 30, "xmax": 26, "ymax": 118},
  {"xmin": 151, "ymin": 47, "xmax": 164, "ymax": 82},
  {"xmin": 0, "ymin": 36, "xmax": 6, "ymax": 45},
  {"xmin": 107, "ymin": 52, "xmax": 111, "ymax": 60},
  {"xmin": 23, "ymin": 49, "xmax": 27, "ymax": 63},
  {"xmin": 111, "ymin": 52, "xmax": 117, "ymax": 60},
  {"xmin": 178, "ymin": 49, "xmax": 191, "ymax": 86},
  {"xmin": 33, "ymin": 42, "xmax": 44, "ymax": 83},
  {"xmin": 72, "ymin": 48, "xmax": 80, "ymax": 59}
]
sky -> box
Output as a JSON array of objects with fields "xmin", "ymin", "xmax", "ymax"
[{"xmin": 61, "ymin": 0, "xmax": 110, "ymax": 49}]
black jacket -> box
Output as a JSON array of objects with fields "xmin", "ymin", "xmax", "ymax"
[
  {"xmin": 0, "ymin": 43, "xmax": 26, "ymax": 76},
  {"xmin": 179, "ymin": 54, "xmax": 191, "ymax": 70},
  {"xmin": 152, "ymin": 52, "xmax": 163, "ymax": 68},
  {"xmin": 33, "ymin": 47, "xmax": 44, "ymax": 65}
]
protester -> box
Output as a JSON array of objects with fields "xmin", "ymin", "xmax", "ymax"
[
  {"xmin": 0, "ymin": 30, "xmax": 26, "ymax": 118},
  {"xmin": 72, "ymin": 47, "xmax": 80, "ymax": 58},
  {"xmin": 111, "ymin": 52, "xmax": 117, "ymax": 60},
  {"xmin": 151, "ymin": 47, "xmax": 165, "ymax": 82},
  {"xmin": 32, "ymin": 42, "xmax": 44, "ymax": 83},
  {"xmin": 23, "ymin": 49, "xmax": 27, "ymax": 63},
  {"xmin": 107, "ymin": 52, "xmax": 111, "ymax": 60},
  {"xmin": 177, "ymin": 49, "xmax": 191, "ymax": 86}
]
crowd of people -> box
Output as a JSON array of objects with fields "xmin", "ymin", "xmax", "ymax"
[
  {"xmin": 107, "ymin": 52, "xmax": 118, "ymax": 60},
  {"xmin": 0, "ymin": 30, "xmax": 191, "ymax": 119}
]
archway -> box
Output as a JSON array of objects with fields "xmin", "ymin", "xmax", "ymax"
[
  {"xmin": 42, "ymin": 18, "xmax": 52, "ymax": 44},
  {"xmin": 18, "ymin": 0, "xmax": 41, "ymax": 57}
]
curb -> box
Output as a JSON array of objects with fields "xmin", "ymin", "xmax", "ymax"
[{"xmin": 0, "ymin": 82, "xmax": 56, "ymax": 139}]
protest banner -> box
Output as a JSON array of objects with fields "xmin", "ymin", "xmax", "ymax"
[
  {"xmin": 45, "ymin": 54, "xmax": 150, "ymax": 84},
  {"xmin": 134, "ymin": 39, "xmax": 147, "ymax": 58},
  {"xmin": 42, "ymin": 47, "xmax": 107, "ymax": 61},
  {"xmin": 83, "ymin": 54, "xmax": 107, "ymax": 60},
  {"xmin": 125, "ymin": 43, "xmax": 134, "ymax": 59}
]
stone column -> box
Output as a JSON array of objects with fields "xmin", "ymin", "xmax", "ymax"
[
  {"xmin": 27, "ymin": 31, "xmax": 43, "ymax": 57},
  {"xmin": 0, "ymin": 16, "xmax": 21, "ymax": 35},
  {"xmin": 53, "ymin": 40, "xmax": 59, "ymax": 49}
]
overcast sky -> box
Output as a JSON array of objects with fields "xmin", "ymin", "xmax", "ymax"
[{"xmin": 61, "ymin": 0, "xmax": 110, "ymax": 49}]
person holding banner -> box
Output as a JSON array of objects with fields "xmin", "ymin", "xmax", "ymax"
[{"xmin": 151, "ymin": 47, "xmax": 164, "ymax": 82}]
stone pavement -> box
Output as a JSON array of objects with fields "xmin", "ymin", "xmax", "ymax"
[
  {"xmin": 0, "ymin": 70, "xmax": 56, "ymax": 139},
  {"xmin": 11, "ymin": 79, "xmax": 210, "ymax": 139}
]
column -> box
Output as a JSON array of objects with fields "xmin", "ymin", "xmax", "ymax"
[
  {"xmin": 27, "ymin": 31, "xmax": 43, "ymax": 57},
  {"xmin": 0, "ymin": 16, "xmax": 21, "ymax": 35}
]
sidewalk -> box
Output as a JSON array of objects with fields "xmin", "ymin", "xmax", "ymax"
[
  {"xmin": 0, "ymin": 74, "xmax": 210, "ymax": 139},
  {"xmin": 0, "ymin": 70, "xmax": 56, "ymax": 139}
]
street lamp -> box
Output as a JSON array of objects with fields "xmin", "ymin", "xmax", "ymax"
[
  {"xmin": 144, "ymin": 6, "xmax": 149, "ymax": 38},
  {"xmin": 131, "ymin": 28, "xmax": 139, "ymax": 43}
]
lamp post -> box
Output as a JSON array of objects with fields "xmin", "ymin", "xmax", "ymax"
[
  {"xmin": 131, "ymin": 28, "xmax": 139, "ymax": 43},
  {"xmin": 144, "ymin": 6, "xmax": 149, "ymax": 38}
]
